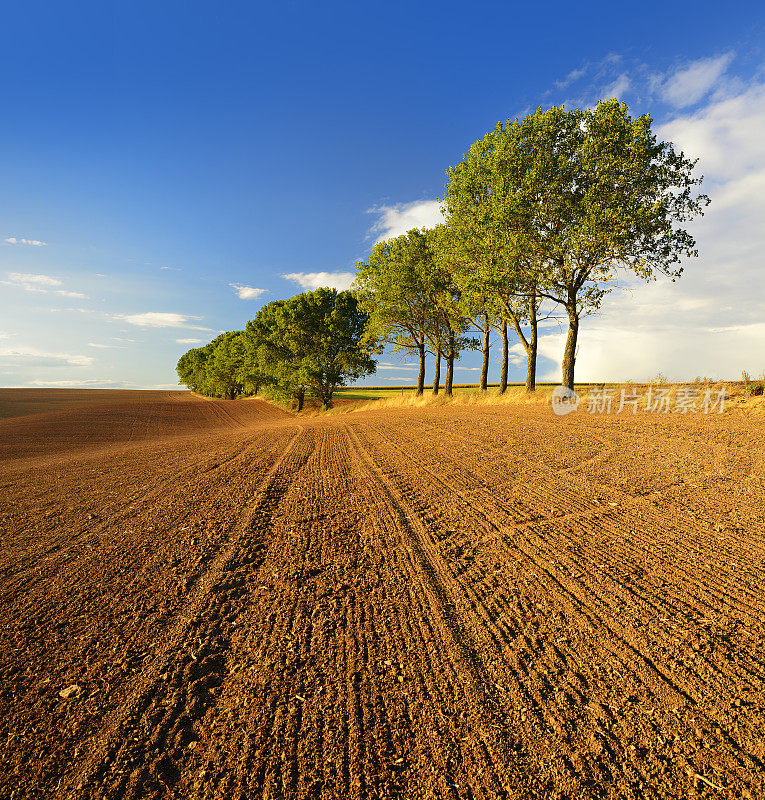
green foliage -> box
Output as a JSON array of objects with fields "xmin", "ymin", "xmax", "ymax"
[
  {"xmin": 442, "ymin": 99, "xmax": 708, "ymax": 387},
  {"xmin": 177, "ymin": 289, "xmax": 376, "ymax": 409},
  {"xmin": 353, "ymin": 229, "xmax": 433, "ymax": 357},
  {"xmin": 427, "ymin": 224, "xmax": 480, "ymax": 355},
  {"xmin": 246, "ymin": 288, "xmax": 377, "ymax": 408},
  {"xmin": 179, "ymin": 99, "xmax": 707, "ymax": 401},
  {"xmin": 176, "ymin": 330, "xmax": 254, "ymax": 399}
]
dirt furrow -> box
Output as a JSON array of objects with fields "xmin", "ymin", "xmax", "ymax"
[
  {"xmin": 351, "ymin": 415, "xmax": 764, "ymax": 798},
  {"xmin": 2, "ymin": 394, "xmax": 764, "ymax": 800},
  {"xmin": 59, "ymin": 424, "xmax": 311, "ymax": 800}
]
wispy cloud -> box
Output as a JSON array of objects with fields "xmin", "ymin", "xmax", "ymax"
[
  {"xmin": 602, "ymin": 73, "xmax": 631, "ymax": 99},
  {"xmin": 114, "ymin": 312, "xmax": 214, "ymax": 330},
  {"xmin": 4, "ymin": 237, "xmax": 47, "ymax": 246},
  {"xmin": 230, "ymin": 283, "xmax": 266, "ymax": 300},
  {"xmin": 661, "ymin": 53, "xmax": 735, "ymax": 108},
  {"xmin": 176, "ymin": 337, "xmax": 204, "ymax": 344},
  {"xmin": 26, "ymin": 378, "xmax": 133, "ymax": 387},
  {"xmin": 4, "ymin": 272, "xmax": 62, "ymax": 291},
  {"xmin": 88, "ymin": 342, "xmax": 125, "ymax": 349},
  {"xmin": 554, "ymin": 50, "xmax": 737, "ymax": 111},
  {"xmin": 282, "ymin": 272, "xmax": 355, "ymax": 292},
  {"xmin": 368, "ymin": 200, "xmax": 444, "ymax": 242},
  {"xmin": 376, "ymin": 362, "xmax": 417, "ymax": 370},
  {"xmin": 3, "ymin": 272, "xmax": 88, "ymax": 298},
  {"xmin": 0, "ymin": 345, "xmax": 94, "ymax": 368},
  {"xmin": 555, "ymin": 66, "xmax": 586, "ymax": 90}
]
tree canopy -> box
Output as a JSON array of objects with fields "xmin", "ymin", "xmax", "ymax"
[
  {"xmin": 247, "ymin": 288, "xmax": 376, "ymax": 408},
  {"xmin": 354, "ymin": 230, "xmax": 434, "ymax": 394},
  {"xmin": 179, "ymin": 99, "xmax": 707, "ymax": 402},
  {"xmin": 177, "ymin": 288, "xmax": 376, "ymax": 409},
  {"xmin": 441, "ymin": 99, "xmax": 708, "ymax": 388}
]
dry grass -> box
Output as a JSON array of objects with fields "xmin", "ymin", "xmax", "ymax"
[
  {"xmin": 327, "ymin": 380, "xmax": 765, "ymax": 415},
  {"xmin": 327, "ymin": 386, "xmax": 556, "ymax": 414}
]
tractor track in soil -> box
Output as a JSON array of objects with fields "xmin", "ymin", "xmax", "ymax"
[{"xmin": 1, "ymin": 392, "xmax": 763, "ymax": 800}]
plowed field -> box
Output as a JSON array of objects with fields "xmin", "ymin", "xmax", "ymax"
[{"xmin": 1, "ymin": 390, "xmax": 763, "ymax": 800}]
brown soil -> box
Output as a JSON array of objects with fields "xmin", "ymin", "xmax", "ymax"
[
  {"xmin": 0, "ymin": 389, "xmax": 195, "ymax": 421},
  {"xmin": 1, "ymin": 390, "xmax": 763, "ymax": 800}
]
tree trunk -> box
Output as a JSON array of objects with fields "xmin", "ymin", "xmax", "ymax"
[
  {"xmin": 499, "ymin": 320, "xmax": 508, "ymax": 394},
  {"xmin": 561, "ymin": 306, "xmax": 578, "ymax": 390},
  {"xmin": 432, "ymin": 351, "xmax": 440, "ymax": 395},
  {"xmin": 416, "ymin": 342, "xmax": 425, "ymax": 396},
  {"xmin": 525, "ymin": 294, "xmax": 538, "ymax": 392},
  {"xmin": 445, "ymin": 331, "xmax": 455, "ymax": 397},
  {"xmin": 296, "ymin": 388, "xmax": 305, "ymax": 412},
  {"xmin": 480, "ymin": 314, "xmax": 490, "ymax": 391}
]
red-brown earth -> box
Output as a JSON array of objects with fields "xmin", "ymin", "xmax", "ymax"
[{"xmin": 1, "ymin": 390, "xmax": 763, "ymax": 799}]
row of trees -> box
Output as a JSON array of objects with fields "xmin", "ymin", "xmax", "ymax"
[
  {"xmin": 355, "ymin": 100, "xmax": 708, "ymax": 393},
  {"xmin": 176, "ymin": 288, "xmax": 376, "ymax": 409},
  {"xmin": 179, "ymin": 100, "xmax": 708, "ymax": 402}
]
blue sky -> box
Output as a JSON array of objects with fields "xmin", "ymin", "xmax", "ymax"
[{"xmin": 2, "ymin": 0, "xmax": 765, "ymax": 388}]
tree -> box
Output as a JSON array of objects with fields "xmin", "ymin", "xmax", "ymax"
[
  {"xmin": 206, "ymin": 331, "xmax": 250, "ymax": 399},
  {"xmin": 427, "ymin": 225, "xmax": 477, "ymax": 396},
  {"xmin": 246, "ymin": 288, "xmax": 376, "ymax": 409},
  {"xmin": 246, "ymin": 299, "xmax": 307, "ymax": 407},
  {"xmin": 176, "ymin": 346, "xmax": 209, "ymax": 394},
  {"xmin": 514, "ymin": 101, "xmax": 708, "ymax": 388},
  {"xmin": 177, "ymin": 332, "xmax": 252, "ymax": 399},
  {"xmin": 443, "ymin": 121, "xmax": 544, "ymax": 392},
  {"xmin": 354, "ymin": 230, "xmax": 434, "ymax": 395}
]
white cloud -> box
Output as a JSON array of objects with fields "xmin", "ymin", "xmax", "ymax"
[
  {"xmin": 368, "ymin": 200, "xmax": 445, "ymax": 242},
  {"xmin": 4, "ymin": 272, "xmax": 89, "ymax": 299},
  {"xmin": 376, "ymin": 362, "xmax": 417, "ymax": 370},
  {"xmin": 537, "ymin": 315, "xmax": 765, "ymax": 384},
  {"xmin": 522, "ymin": 69, "xmax": 765, "ymax": 384},
  {"xmin": 659, "ymin": 82, "xmax": 765, "ymax": 179},
  {"xmin": 4, "ymin": 272, "xmax": 62, "ymax": 292},
  {"xmin": 555, "ymin": 66, "xmax": 587, "ymax": 90},
  {"xmin": 88, "ymin": 342, "xmax": 125, "ymax": 349},
  {"xmin": 114, "ymin": 312, "xmax": 214, "ymax": 330},
  {"xmin": 4, "ymin": 237, "xmax": 47, "ymax": 246},
  {"xmin": 230, "ymin": 283, "xmax": 266, "ymax": 300},
  {"xmin": 282, "ymin": 272, "xmax": 355, "ymax": 292},
  {"xmin": 661, "ymin": 53, "xmax": 734, "ymax": 108},
  {"xmin": 0, "ymin": 345, "xmax": 94, "ymax": 368},
  {"xmin": 176, "ymin": 338, "xmax": 204, "ymax": 344},
  {"xmin": 26, "ymin": 378, "xmax": 131, "ymax": 387},
  {"xmin": 602, "ymin": 73, "xmax": 631, "ymax": 99}
]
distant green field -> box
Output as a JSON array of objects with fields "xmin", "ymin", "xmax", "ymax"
[
  {"xmin": 335, "ymin": 383, "xmax": 550, "ymax": 400},
  {"xmin": 334, "ymin": 381, "xmax": 621, "ymax": 401}
]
